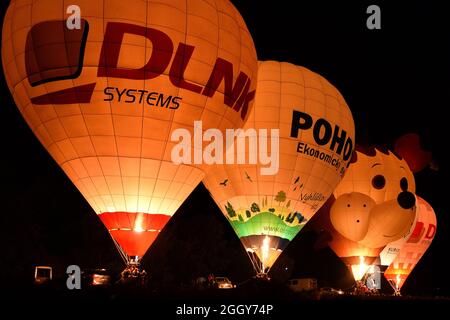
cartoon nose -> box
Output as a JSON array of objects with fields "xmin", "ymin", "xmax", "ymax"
[{"xmin": 397, "ymin": 191, "xmax": 415, "ymax": 209}]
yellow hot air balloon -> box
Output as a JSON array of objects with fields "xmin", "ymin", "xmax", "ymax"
[
  {"xmin": 2, "ymin": 0, "xmax": 257, "ymax": 265},
  {"xmin": 203, "ymin": 61, "xmax": 355, "ymax": 275},
  {"xmin": 384, "ymin": 196, "xmax": 437, "ymax": 294},
  {"xmin": 310, "ymin": 147, "xmax": 418, "ymax": 282}
]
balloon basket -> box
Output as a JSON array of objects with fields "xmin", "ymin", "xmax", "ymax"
[
  {"xmin": 255, "ymin": 273, "xmax": 271, "ymax": 281},
  {"xmin": 119, "ymin": 263, "xmax": 148, "ymax": 287}
]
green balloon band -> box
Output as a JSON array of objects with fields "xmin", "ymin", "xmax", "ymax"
[{"xmin": 230, "ymin": 211, "xmax": 304, "ymax": 241}]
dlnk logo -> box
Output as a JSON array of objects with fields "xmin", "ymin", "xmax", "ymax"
[
  {"xmin": 21, "ymin": 10, "xmax": 353, "ymax": 177},
  {"xmin": 25, "ymin": 19, "xmax": 254, "ymax": 120},
  {"xmin": 26, "ymin": 19, "xmax": 89, "ymax": 88}
]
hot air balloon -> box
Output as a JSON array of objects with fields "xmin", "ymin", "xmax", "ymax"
[
  {"xmin": 203, "ymin": 61, "xmax": 355, "ymax": 275},
  {"xmin": 2, "ymin": 0, "xmax": 257, "ymax": 266},
  {"xmin": 394, "ymin": 133, "xmax": 432, "ymax": 173},
  {"xmin": 309, "ymin": 146, "xmax": 417, "ymax": 283},
  {"xmin": 379, "ymin": 198, "xmax": 419, "ymax": 269},
  {"xmin": 384, "ymin": 196, "xmax": 436, "ymax": 295}
]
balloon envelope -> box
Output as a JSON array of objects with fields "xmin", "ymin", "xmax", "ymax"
[
  {"xmin": 309, "ymin": 147, "xmax": 417, "ymax": 281},
  {"xmin": 203, "ymin": 61, "xmax": 355, "ymax": 273},
  {"xmin": 384, "ymin": 196, "xmax": 437, "ymax": 291},
  {"xmin": 394, "ymin": 133, "xmax": 432, "ymax": 173},
  {"xmin": 2, "ymin": 0, "xmax": 257, "ymax": 260}
]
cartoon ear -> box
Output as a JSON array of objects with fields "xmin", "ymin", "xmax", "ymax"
[{"xmin": 394, "ymin": 133, "xmax": 432, "ymax": 173}]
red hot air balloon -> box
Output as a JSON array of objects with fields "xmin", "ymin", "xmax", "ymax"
[{"xmin": 394, "ymin": 133, "xmax": 432, "ymax": 173}]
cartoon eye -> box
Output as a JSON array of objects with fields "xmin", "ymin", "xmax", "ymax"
[
  {"xmin": 372, "ymin": 175, "xmax": 386, "ymax": 189},
  {"xmin": 400, "ymin": 177, "xmax": 408, "ymax": 191}
]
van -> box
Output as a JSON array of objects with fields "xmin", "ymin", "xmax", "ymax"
[
  {"xmin": 286, "ymin": 278, "xmax": 317, "ymax": 292},
  {"xmin": 34, "ymin": 266, "xmax": 52, "ymax": 285}
]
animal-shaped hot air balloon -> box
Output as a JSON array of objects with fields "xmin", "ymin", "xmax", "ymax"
[
  {"xmin": 2, "ymin": 0, "xmax": 257, "ymax": 266},
  {"xmin": 203, "ymin": 61, "xmax": 355, "ymax": 275},
  {"xmin": 384, "ymin": 196, "xmax": 436, "ymax": 294},
  {"xmin": 309, "ymin": 146, "xmax": 417, "ymax": 282}
]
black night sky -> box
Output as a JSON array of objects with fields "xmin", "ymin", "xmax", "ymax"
[{"xmin": 1, "ymin": 0, "xmax": 449, "ymax": 296}]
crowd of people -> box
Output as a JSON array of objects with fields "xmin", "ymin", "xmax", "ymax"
[{"xmin": 119, "ymin": 264, "xmax": 147, "ymax": 286}]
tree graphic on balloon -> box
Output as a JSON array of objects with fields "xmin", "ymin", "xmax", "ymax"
[{"xmin": 274, "ymin": 191, "xmax": 286, "ymax": 206}]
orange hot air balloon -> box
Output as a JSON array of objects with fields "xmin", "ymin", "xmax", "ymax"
[
  {"xmin": 384, "ymin": 196, "xmax": 437, "ymax": 294},
  {"xmin": 2, "ymin": 0, "xmax": 257, "ymax": 265},
  {"xmin": 310, "ymin": 146, "xmax": 417, "ymax": 281},
  {"xmin": 203, "ymin": 61, "xmax": 355, "ymax": 275}
]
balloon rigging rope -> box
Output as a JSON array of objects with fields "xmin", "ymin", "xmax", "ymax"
[
  {"xmin": 111, "ymin": 236, "xmax": 129, "ymax": 266},
  {"xmin": 246, "ymin": 250, "xmax": 263, "ymax": 274}
]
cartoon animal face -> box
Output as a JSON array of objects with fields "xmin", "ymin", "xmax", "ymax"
[
  {"xmin": 330, "ymin": 192, "xmax": 375, "ymax": 242},
  {"xmin": 330, "ymin": 148, "xmax": 416, "ymax": 248}
]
